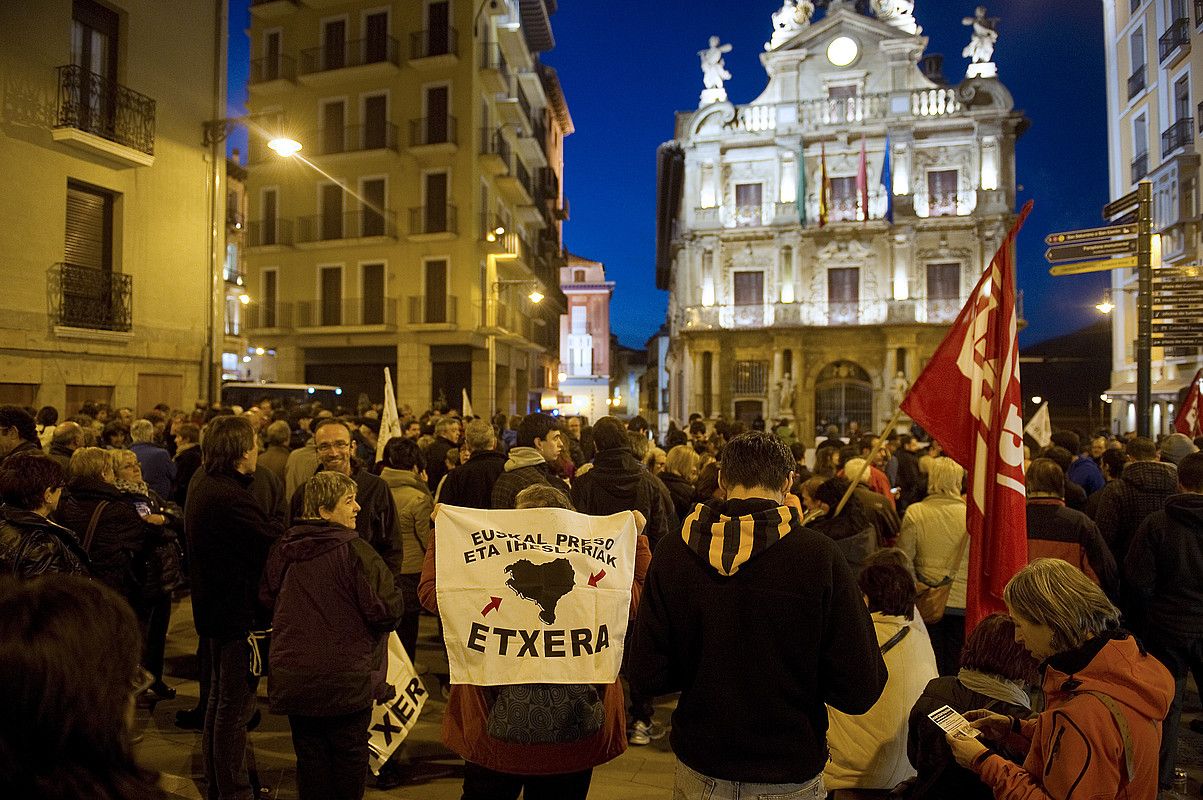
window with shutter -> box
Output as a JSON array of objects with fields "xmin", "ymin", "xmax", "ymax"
[{"xmin": 65, "ymin": 181, "xmax": 113, "ymax": 270}]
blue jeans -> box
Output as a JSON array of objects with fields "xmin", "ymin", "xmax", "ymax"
[{"xmin": 674, "ymin": 762, "xmax": 826, "ymax": 800}]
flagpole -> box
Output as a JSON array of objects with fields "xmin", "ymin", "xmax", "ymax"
[{"xmin": 834, "ymin": 405, "xmax": 905, "ymax": 517}]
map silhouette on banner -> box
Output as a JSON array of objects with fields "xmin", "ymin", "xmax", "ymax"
[{"xmin": 434, "ymin": 505, "xmax": 638, "ymax": 686}]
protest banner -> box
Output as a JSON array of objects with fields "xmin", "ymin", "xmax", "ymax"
[
  {"xmin": 367, "ymin": 632, "xmax": 427, "ymax": 775},
  {"xmin": 434, "ymin": 505, "xmax": 638, "ymax": 686}
]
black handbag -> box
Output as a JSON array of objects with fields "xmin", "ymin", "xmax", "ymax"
[{"xmin": 485, "ymin": 683, "xmax": 606, "ymax": 744}]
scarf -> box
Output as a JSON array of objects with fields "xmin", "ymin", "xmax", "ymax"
[{"xmin": 957, "ymin": 668, "xmax": 1031, "ymax": 711}]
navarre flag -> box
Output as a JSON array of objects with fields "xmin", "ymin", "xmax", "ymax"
[
  {"xmin": 1176, "ymin": 369, "xmax": 1203, "ymax": 437},
  {"xmin": 367, "ymin": 632, "xmax": 427, "ymax": 775},
  {"xmin": 901, "ymin": 200, "xmax": 1034, "ymax": 629},
  {"xmin": 375, "ymin": 367, "xmax": 402, "ymax": 465},
  {"xmin": 819, "ymin": 142, "xmax": 830, "ymax": 227},
  {"xmin": 434, "ymin": 505, "xmax": 638, "ymax": 685},
  {"xmin": 857, "ymin": 136, "xmax": 869, "ymax": 223},
  {"xmin": 1023, "ymin": 401, "xmax": 1052, "ymax": 449},
  {"xmin": 880, "ymin": 134, "xmax": 894, "ymax": 223}
]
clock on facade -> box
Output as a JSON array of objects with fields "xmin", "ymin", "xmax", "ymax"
[{"xmin": 826, "ymin": 36, "xmax": 859, "ymax": 66}]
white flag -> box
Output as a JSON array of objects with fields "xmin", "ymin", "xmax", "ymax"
[
  {"xmin": 434, "ymin": 505, "xmax": 637, "ymax": 686},
  {"xmin": 1024, "ymin": 402, "xmax": 1052, "ymax": 449},
  {"xmin": 367, "ymin": 632, "xmax": 427, "ymax": 775},
  {"xmin": 375, "ymin": 368, "xmax": 402, "ymax": 465},
  {"xmin": 462, "ymin": 388, "xmax": 474, "ymax": 419}
]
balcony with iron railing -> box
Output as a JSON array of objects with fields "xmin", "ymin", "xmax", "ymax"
[
  {"xmin": 679, "ymin": 296, "xmax": 970, "ymax": 331},
  {"xmin": 313, "ymin": 123, "xmax": 399, "ymax": 155},
  {"xmin": 1162, "ymin": 117, "xmax": 1194, "ymax": 154},
  {"xmin": 408, "ymin": 205, "xmax": 458, "ymax": 237},
  {"xmin": 53, "ymin": 64, "xmax": 155, "ymax": 163},
  {"xmin": 295, "ymin": 297, "xmax": 398, "ymax": 329},
  {"xmin": 49, "ymin": 263, "xmax": 133, "ymax": 332},
  {"xmin": 1128, "ymin": 66, "xmax": 1146, "ymax": 100},
  {"xmin": 299, "ymin": 37, "xmax": 400, "ymax": 76},
  {"xmin": 409, "ymin": 27, "xmax": 458, "ymax": 62},
  {"xmin": 408, "ymin": 116, "xmax": 458, "ymax": 149},
  {"xmin": 295, "ymin": 210, "xmax": 396, "ymax": 243},
  {"xmin": 1160, "ymin": 18, "xmax": 1191, "ymax": 64},
  {"xmin": 720, "ymin": 88, "xmax": 962, "ymax": 137},
  {"xmin": 249, "ymin": 54, "xmax": 296, "ymax": 86},
  {"xmin": 244, "ymin": 302, "xmax": 293, "ymax": 331},
  {"xmin": 479, "ymin": 41, "xmax": 508, "ymax": 92},
  {"xmin": 480, "ymin": 128, "xmax": 512, "ymax": 174},
  {"xmin": 1132, "ymin": 151, "xmax": 1149, "ymax": 183},
  {"xmin": 407, "ymin": 295, "xmax": 458, "ymax": 325},
  {"xmin": 914, "ymin": 190, "xmax": 975, "ymax": 218},
  {"xmin": 246, "ymin": 218, "xmax": 294, "ymax": 247},
  {"xmin": 496, "ymin": 75, "xmax": 535, "ymax": 134}
]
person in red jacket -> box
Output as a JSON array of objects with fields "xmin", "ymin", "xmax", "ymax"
[{"xmin": 947, "ymin": 558, "xmax": 1173, "ymax": 800}]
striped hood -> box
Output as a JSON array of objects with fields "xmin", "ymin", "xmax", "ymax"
[{"xmin": 681, "ymin": 498, "xmax": 796, "ymax": 576}]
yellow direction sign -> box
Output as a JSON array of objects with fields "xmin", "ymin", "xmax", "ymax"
[{"xmin": 1048, "ymin": 256, "xmax": 1137, "ymax": 276}]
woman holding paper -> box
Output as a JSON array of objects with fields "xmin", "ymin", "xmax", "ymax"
[
  {"xmin": 260, "ymin": 472, "xmax": 403, "ymax": 800},
  {"xmin": 947, "ymin": 558, "xmax": 1173, "ymax": 800}
]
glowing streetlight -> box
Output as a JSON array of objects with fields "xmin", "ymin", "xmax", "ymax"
[
  {"xmin": 528, "ymin": 290, "xmax": 544, "ymax": 304},
  {"xmin": 267, "ymin": 137, "xmax": 303, "ymax": 157},
  {"xmin": 238, "ymin": 293, "xmax": 251, "ymax": 305}
]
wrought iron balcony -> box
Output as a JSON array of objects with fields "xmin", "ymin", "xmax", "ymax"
[
  {"xmin": 408, "ymin": 116, "xmax": 458, "ymax": 147},
  {"xmin": 246, "ymin": 218, "xmax": 294, "ymax": 247},
  {"xmin": 299, "ymin": 37, "xmax": 399, "ymax": 74},
  {"xmin": 407, "ymin": 295, "xmax": 458, "ymax": 325},
  {"xmin": 1162, "ymin": 117, "xmax": 1194, "ymax": 155},
  {"xmin": 49, "ymin": 263, "xmax": 133, "ymax": 332},
  {"xmin": 55, "ymin": 64, "xmax": 155, "ymax": 155},
  {"xmin": 1159, "ymin": 18, "xmax": 1190, "ymax": 63},
  {"xmin": 409, "ymin": 27, "xmax": 458, "ymax": 60},
  {"xmin": 408, "ymin": 205, "xmax": 458, "ymax": 236},
  {"xmin": 480, "ymin": 127, "xmax": 511, "ymax": 164},
  {"xmin": 296, "ymin": 210, "xmax": 396, "ymax": 243},
  {"xmin": 244, "ymin": 302, "xmax": 292, "ymax": 331},
  {"xmin": 250, "ymin": 55, "xmax": 296, "ymax": 84},
  {"xmin": 315, "ymin": 123, "xmax": 399, "ymax": 155},
  {"xmin": 1128, "ymin": 66, "xmax": 1146, "ymax": 100},
  {"xmin": 1131, "ymin": 152, "xmax": 1149, "ymax": 183},
  {"xmin": 295, "ymin": 297, "xmax": 397, "ymax": 328}
]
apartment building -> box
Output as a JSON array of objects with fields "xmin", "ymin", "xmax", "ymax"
[
  {"xmin": 556, "ymin": 253, "xmax": 613, "ymax": 421},
  {"xmin": 0, "ymin": 0, "xmax": 225, "ymax": 413},
  {"xmin": 242, "ymin": 0, "xmax": 570, "ymax": 414},
  {"xmin": 1102, "ymin": 0, "xmax": 1203, "ymax": 433},
  {"xmin": 657, "ymin": 2, "xmax": 1026, "ymax": 438}
]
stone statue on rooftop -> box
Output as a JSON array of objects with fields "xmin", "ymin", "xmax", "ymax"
[
  {"xmin": 766, "ymin": 1, "xmax": 814, "ymax": 51},
  {"xmin": 962, "ymin": 6, "xmax": 999, "ymax": 65},
  {"xmin": 698, "ymin": 36, "xmax": 733, "ymax": 105},
  {"xmin": 872, "ymin": 0, "xmax": 921, "ymax": 35}
]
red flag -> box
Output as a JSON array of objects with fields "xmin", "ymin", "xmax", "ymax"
[
  {"xmin": 857, "ymin": 136, "xmax": 868, "ymax": 222},
  {"xmin": 819, "ymin": 142, "xmax": 830, "ymax": 227},
  {"xmin": 901, "ymin": 201, "xmax": 1034, "ymax": 629},
  {"xmin": 1175, "ymin": 369, "xmax": 1203, "ymax": 436}
]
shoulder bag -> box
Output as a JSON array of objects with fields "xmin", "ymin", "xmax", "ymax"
[{"xmin": 914, "ymin": 531, "xmax": 969, "ymax": 625}]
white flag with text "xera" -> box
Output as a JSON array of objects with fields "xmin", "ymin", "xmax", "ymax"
[{"xmin": 434, "ymin": 505, "xmax": 638, "ymax": 686}]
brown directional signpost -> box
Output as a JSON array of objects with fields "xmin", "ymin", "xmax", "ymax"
[{"xmin": 1044, "ymin": 181, "xmax": 1152, "ymax": 435}]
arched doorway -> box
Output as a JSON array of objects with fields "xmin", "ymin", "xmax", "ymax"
[{"xmin": 815, "ymin": 361, "xmax": 873, "ymax": 435}]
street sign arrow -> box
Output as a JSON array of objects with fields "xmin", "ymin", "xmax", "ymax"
[
  {"xmin": 1045, "ymin": 239, "xmax": 1137, "ymax": 263},
  {"xmin": 1044, "ymin": 224, "xmax": 1137, "ymax": 246},
  {"xmin": 1152, "ymin": 340, "xmax": 1203, "ymax": 349},
  {"xmin": 1103, "ymin": 190, "xmax": 1140, "ymax": 218},
  {"xmin": 1154, "ymin": 265, "xmax": 1203, "ymax": 278},
  {"xmin": 1111, "ymin": 210, "xmax": 1138, "ymax": 225},
  {"xmin": 1049, "ymin": 256, "xmax": 1137, "ymax": 276}
]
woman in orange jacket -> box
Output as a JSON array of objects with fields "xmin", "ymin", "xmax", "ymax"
[{"xmin": 947, "ymin": 558, "xmax": 1174, "ymax": 800}]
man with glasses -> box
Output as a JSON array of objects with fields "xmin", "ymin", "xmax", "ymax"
[{"xmin": 287, "ymin": 418, "xmax": 402, "ymax": 579}]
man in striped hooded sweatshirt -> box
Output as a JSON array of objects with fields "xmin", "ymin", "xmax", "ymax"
[{"xmin": 628, "ymin": 431, "xmax": 886, "ymax": 798}]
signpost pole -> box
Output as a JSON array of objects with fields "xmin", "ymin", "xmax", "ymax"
[{"xmin": 1136, "ymin": 180, "xmax": 1152, "ymax": 438}]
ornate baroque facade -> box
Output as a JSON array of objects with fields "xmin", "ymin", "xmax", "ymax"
[{"xmin": 656, "ymin": 0, "xmax": 1027, "ymax": 441}]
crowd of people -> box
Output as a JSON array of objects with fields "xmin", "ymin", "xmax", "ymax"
[{"xmin": 1, "ymin": 396, "xmax": 1202, "ymax": 799}]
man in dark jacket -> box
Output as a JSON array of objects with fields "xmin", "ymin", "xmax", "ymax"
[
  {"xmin": 1025, "ymin": 458, "xmax": 1118, "ymax": 598},
  {"xmin": 46, "ymin": 421, "xmax": 84, "ymax": 471},
  {"xmin": 1094, "ymin": 436, "xmax": 1179, "ymax": 565},
  {"xmin": 287, "ymin": 419, "xmax": 403, "ymax": 578},
  {"xmin": 438, "ymin": 419, "xmax": 506, "ymax": 508},
  {"xmin": 130, "ymin": 419, "xmax": 176, "ymax": 499},
  {"xmin": 1125, "ymin": 451, "xmax": 1203, "ymax": 793},
  {"xmin": 1051, "ymin": 430, "xmax": 1104, "ymax": 496},
  {"xmin": 423, "ymin": 416, "xmax": 462, "ymax": 493},
  {"xmin": 490, "ymin": 413, "xmax": 569, "ymax": 509},
  {"xmin": 186, "ymin": 415, "xmax": 284, "ymax": 800},
  {"xmin": 171, "ymin": 423, "xmax": 202, "ymax": 507},
  {"xmin": 628, "ymin": 432, "xmax": 887, "ymax": 794}
]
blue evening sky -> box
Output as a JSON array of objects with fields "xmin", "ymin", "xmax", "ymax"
[{"xmin": 227, "ymin": 0, "xmax": 1110, "ymax": 348}]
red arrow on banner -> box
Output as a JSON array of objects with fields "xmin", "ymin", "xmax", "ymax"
[
  {"xmin": 481, "ymin": 596, "xmax": 502, "ymax": 616},
  {"xmin": 588, "ymin": 570, "xmax": 606, "ymax": 587}
]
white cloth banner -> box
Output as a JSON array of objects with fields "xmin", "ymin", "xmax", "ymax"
[
  {"xmin": 1024, "ymin": 401, "xmax": 1052, "ymax": 449},
  {"xmin": 434, "ymin": 505, "xmax": 637, "ymax": 686},
  {"xmin": 367, "ymin": 632, "xmax": 427, "ymax": 775}
]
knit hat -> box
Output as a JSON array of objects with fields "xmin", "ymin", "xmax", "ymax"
[{"xmin": 1160, "ymin": 433, "xmax": 1199, "ymax": 466}]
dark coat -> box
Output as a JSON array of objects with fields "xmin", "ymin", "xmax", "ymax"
[
  {"xmin": 1094, "ymin": 460, "xmax": 1179, "ymax": 564},
  {"xmin": 186, "ymin": 468, "xmax": 284, "ymax": 639},
  {"xmin": 1026, "ymin": 499, "xmax": 1118, "ymax": 599},
  {"xmin": 131, "ymin": 441, "xmax": 177, "ymax": 499},
  {"xmin": 0, "ymin": 439, "xmax": 42, "ymax": 466},
  {"xmin": 1125, "ymin": 492, "xmax": 1203, "ymax": 638},
  {"xmin": 260, "ymin": 521, "xmax": 403, "ymax": 716},
  {"xmin": 172, "ymin": 445, "xmax": 202, "ymax": 507},
  {"xmin": 288, "ymin": 466, "xmax": 403, "ymax": 577},
  {"xmin": 571, "ymin": 448, "xmax": 672, "ymax": 549},
  {"xmin": 490, "ymin": 448, "xmax": 571, "ymax": 510},
  {"xmin": 659, "ymin": 471, "xmax": 697, "ymax": 523},
  {"xmin": 424, "ymin": 436, "xmax": 459, "ymax": 493},
  {"xmin": 895, "ymin": 448, "xmax": 926, "ymax": 514},
  {"xmin": 437, "ymin": 450, "xmax": 507, "ymax": 509},
  {"xmin": 55, "ymin": 477, "xmax": 147, "ymax": 600},
  {"xmin": 0, "ymin": 506, "xmax": 90, "ymax": 578}
]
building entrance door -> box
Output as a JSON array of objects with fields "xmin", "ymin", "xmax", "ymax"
[{"xmin": 814, "ymin": 361, "xmax": 873, "ymax": 434}]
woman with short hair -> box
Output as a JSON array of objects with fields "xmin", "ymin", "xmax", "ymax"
[
  {"xmin": 659, "ymin": 445, "xmax": 699, "ymax": 522},
  {"xmin": 0, "ymin": 451, "xmax": 88, "ymax": 578},
  {"xmin": 949, "ymin": 558, "xmax": 1174, "ymax": 799}
]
